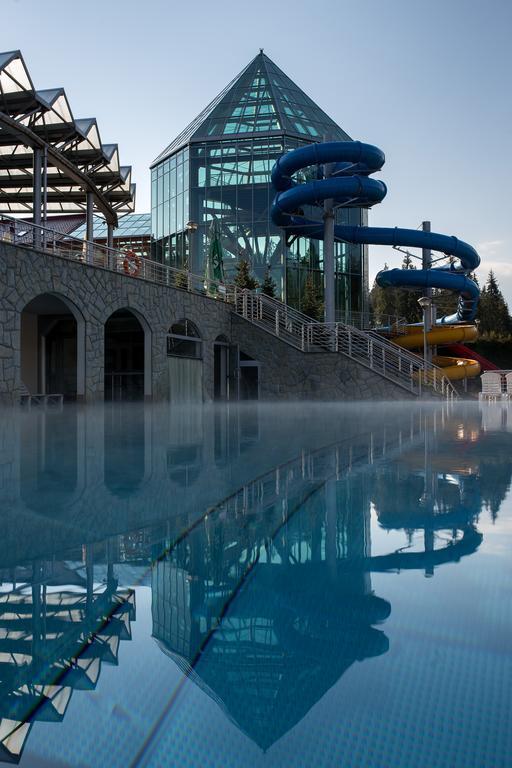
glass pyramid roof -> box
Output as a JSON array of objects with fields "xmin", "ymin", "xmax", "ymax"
[{"xmin": 152, "ymin": 52, "xmax": 351, "ymax": 166}]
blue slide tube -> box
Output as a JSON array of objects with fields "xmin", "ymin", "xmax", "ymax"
[{"xmin": 271, "ymin": 141, "xmax": 480, "ymax": 323}]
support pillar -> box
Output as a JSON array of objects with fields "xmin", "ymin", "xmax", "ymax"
[
  {"xmin": 422, "ymin": 221, "xmax": 433, "ymax": 363},
  {"xmin": 33, "ymin": 147, "xmax": 42, "ymax": 249},
  {"xmin": 86, "ymin": 192, "xmax": 94, "ymax": 263},
  {"xmin": 42, "ymin": 146, "xmax": 48, "ymax": 247},
  {"xmin": 107, "ymin": 222, "xmax": 114, "ymax": 250},
  {"xmin": 323, "ymin": 164, "xmax": 335, "ymax": 325}
]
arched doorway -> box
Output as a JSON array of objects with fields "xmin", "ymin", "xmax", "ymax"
[
  {"xmin": 104, "ymin": 309, "xmax": 150, "ymax": 401},
  {"xmin": 20, "ymin": 293, "xmax": 85, "ymax": 400},
  {"xmin": 167, "ymin": 319, "xmax": 202, "ymax": 404}
]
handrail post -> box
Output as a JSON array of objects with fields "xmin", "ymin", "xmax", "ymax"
[
  {"xmin": 301, "ymin": 324, "xmax": 305, "ymax": 351},
  {"xmin": 242, "ymin": 291, "xmax": 248, "ymax": 319},
  {"xmin": 275, "ymin": 310, "xmax": 280, "ymax": 336}
]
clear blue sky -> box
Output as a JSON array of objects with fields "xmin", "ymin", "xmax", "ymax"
[{"xmin": 6, "ymin": 0, "xmax": 512, "ymax": 302}]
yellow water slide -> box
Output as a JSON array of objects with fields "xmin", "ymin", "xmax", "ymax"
[{"xmin": 391, "ymin": 324, "xmax": 481, "ymax": 381}]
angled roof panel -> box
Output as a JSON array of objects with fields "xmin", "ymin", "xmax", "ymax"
[
  {"xmin": 0, "ymin": 50, "xmax": 37, "ymax": 115},
  {"xmin": 0, "ymin": 49, "xmax": 136, "ymax": 221},
  {"xmin": 69, "ymin": 212, "xmax": 151, "ymax": 240},
  {"xmin": 152, "ymin": 51, "xmax": 351, "ymax": 167}
]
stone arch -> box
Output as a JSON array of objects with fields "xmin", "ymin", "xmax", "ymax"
[
  {"xmin": 20, "ymin": 291, "xmax": 86, "ymax": 400},
  {"xmin": 104, "ymin": 305, "xmax": 152, "ymax": 400}
]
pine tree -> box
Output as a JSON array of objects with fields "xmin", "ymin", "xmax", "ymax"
[
  {"xmin": 478, "ymin": 270, "xmax": 512, "ymax": 336},
  {"xmin": 261, "ymin": 268, "xmax": 277, "ymax": 298},
  {"xmin": 370, "ymin": 264, "xmax": 396, "ymax": 320},
  {"xmin": 395, "ymin": 252, "xmax": 422, "ymax": 323},
  {"xmin": 174, "ymin": 269, "xmax": 189, "ymax": 290},
  {"xmin": 234, "ymin": 258, "xmax": 259, "ymax": 291},
  {"xmin": 301, "ymin": 274, "xmax": 323, "ymax": 321}
]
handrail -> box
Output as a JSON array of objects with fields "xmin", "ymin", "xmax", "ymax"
[
  {"xmin": 0, "ymin": 214, "xmax": 455, "ymax": 399},
  {"xmin": 233, "ymin": 289, "xmax": 456, "ymax": 400},
  {"xmin": 336, "ymin": 310, "xmax": 408, "ymax": 333},
  {"xmin": 0, "ymin": 213, "xmax": 233, "ymax": 302}
]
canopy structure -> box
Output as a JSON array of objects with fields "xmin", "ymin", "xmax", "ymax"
[{"xmin": 0, "ymin": 50, "xmax": 136, "ymax": 240}]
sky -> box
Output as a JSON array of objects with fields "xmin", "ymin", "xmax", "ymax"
[{"xmin": 5, "ymin": 0, "xmax": 512, "ymax": 303}]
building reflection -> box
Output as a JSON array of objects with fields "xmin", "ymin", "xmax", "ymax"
[
  {"xmin": 0, "ymin": 549, "xmax": 135, "ymax": 763},
  {"xmin": 1, "ymin": 404, "xmax": 512, "ymax": 757}
]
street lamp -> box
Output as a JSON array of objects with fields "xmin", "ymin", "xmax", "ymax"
[{"xmin": 417, "ymin": 296, "xmax": 432, "ymax": 374}]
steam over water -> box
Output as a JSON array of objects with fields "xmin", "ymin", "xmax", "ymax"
[{"xmin": 0, "ymin": 401, "xmax": 511, "ymax": 767}]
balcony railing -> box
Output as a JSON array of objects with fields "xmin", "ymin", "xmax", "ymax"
[
  {"xmin": 0, "ymin": 214, "xmax": 234, "ymax": 302},
  {"xmin": 1, "ymin": 214, "xmax": 455, "ymax": 399}
]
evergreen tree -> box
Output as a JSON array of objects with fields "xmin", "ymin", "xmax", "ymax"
[
  {"xmin": 234, "ymin": 258, "xmax": 259, "ymax": 291},
  {"xmin": 261, "ymin": 268, "xmax": 277, "ymax": 298},
  {"xmin": 478, "ymin": 270, "xmax": 511, "ymax": 336},
  {"xmin": 395, "ymin": 252, "xmax": 422, "ymax": 323},
  {"xmin": 370, "ymin": 255, "xmax": 422, "ymax": 324},
  {"xmin": 301, "ymin": 274, "xmax": 323, "ymax": 321},
  {"xmin": 174, "ymin": 269, "xmax": 189, "ymax": 290},
  {"xmin": 370, "ymin": 264, "xmax": 397, "ymax": 320}
]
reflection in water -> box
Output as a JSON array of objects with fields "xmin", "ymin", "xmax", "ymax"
[
  {"xmin": 0, "ymin": 402, "xmax": 511, "ymax": 762},
  {"xmin": 20, "ymin": 412, "xmax": 79, "ymax": 515},
  {"xmin": 151, "ymin": 469, "xmax": 390, "ymax": 749},
  {"xmin": 0, "ymin": 550, "xmax": 135, "ymax": 763}
]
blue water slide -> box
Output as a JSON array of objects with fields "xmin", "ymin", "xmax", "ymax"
[{"xmin": 271, "ymin": 141, "xmax": 480, "ymax": 324}]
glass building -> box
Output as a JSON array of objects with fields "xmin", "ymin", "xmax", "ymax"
[
  {"xmin": 151, "ymin": 51, "xmax": 368, "ymax": 317},
  {"xmin": 70, "ymin": 213, "xmax": 151, "ymax": 259}
]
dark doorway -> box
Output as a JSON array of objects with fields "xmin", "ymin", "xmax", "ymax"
[
  {"xmin": 21, "ymin": 294, "xmax": 82, "ymax": 400},
  {"xmin": 239, "ymin": 363, "xmax": 260, "ymax": 400},
  {"xmin": 105, "ymin": 310, "xmax": 145, "ymax": 401}
]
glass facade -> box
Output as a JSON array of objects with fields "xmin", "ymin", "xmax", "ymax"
[
  {"xmin": 151, "ymin": 53, "xmax": 368, "ymax": 317},
  {"xmin": 70, "ymin": 213, "xmax": 151, "ymax": 259}
]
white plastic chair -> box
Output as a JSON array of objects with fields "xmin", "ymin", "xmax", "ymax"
[{"xmin": 479, "ymin": 371, "xmax": 504, "ymax": 401}]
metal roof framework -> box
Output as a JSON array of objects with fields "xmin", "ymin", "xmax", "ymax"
[
  {"xmin": 152, "ymin": 51, "xmax": 351, "ymax": 167},
  {"xmin": 0, "ymin": 50, "xmax": 136, "ymax": 230}
]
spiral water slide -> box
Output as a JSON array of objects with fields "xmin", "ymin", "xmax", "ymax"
[{"xmin": 271, "ymin": 141, "xmax": 481, "ymax": 380}]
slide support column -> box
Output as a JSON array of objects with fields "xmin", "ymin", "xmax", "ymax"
[
  {"xmin": 422, "ymin": 221, "xmax": 433, "ymax": 362},
  {"xmin": 323, "ymin": 163, "xmax": 335, "ymax": 325}
]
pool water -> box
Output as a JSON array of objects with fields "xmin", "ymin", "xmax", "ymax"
[{"xmin": 0, "ymin": 401, "xmax": 510, "ymax": 767}]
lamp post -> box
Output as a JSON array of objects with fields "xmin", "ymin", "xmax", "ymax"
[
  {"xmin": 418, "ymin": 296, "xmax": 433, "ymax": 379},
  {"xmin": 185, "ymin": 220, "xmax": 198, "ymax": 271}
]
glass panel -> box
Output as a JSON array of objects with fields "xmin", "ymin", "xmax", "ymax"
[{"xmin": 176, "ymin": 193, "xmax": 184, "ymax": 231}]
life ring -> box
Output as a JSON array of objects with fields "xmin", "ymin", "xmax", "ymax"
[{"xmin": 123, "ymin": 250, "xmax": 142, "ymax": 277}]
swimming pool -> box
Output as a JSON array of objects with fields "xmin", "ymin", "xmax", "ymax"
[{"xmin": 0, "ymin": 401, "xmax": 510, "ymax": 767}]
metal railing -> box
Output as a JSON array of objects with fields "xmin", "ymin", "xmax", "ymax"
[
  {"xmin": 234, "ymin": 290, "xmax": 456, "ymax": 399},
  {"xmin": 0, "ymin": 214, "xmax": 235, "ymax": 301},
  {"xmin": 1, "ymin": 214, "xmax": 455, "ymax": 399},
  {"xmin": 335, "ymin": 310, "xmax": 408, "ymax": 334}
]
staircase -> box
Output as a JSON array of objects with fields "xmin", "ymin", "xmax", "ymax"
[{"xmin": 233, "ymin": 289, "xmax": 456, "ymax": 399}]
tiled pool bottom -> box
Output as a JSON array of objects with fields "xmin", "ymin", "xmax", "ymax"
[{"xmin": 0, "ymin": 401, "xmax": 510, "ymax": 767}]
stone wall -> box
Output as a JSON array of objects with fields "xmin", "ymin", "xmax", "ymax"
[
  {"xmin": 0, "ymin": 241, "xmax": 232, "ymax": 404},
  {"xmin": 230, "ymin": 315, "xmax": 414, "ymax": 401},
  {"xmin": 0, "ymin": 241, "xmax": 411, "ymax": 404}
]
